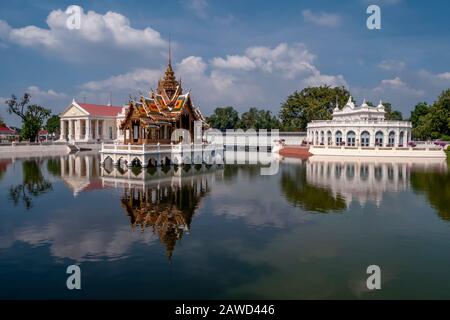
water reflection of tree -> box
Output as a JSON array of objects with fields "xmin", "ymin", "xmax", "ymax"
[
  {"xmin": 46, "ymin": 158, "xmax": 61, "ymax": 177},
  {"xmin": 280, "ymin": 164, "xmax": 346, "ymax": 213},
  {"xmin": 121, "ymin": 179, "xmax": 209, "ymax": 259},
  {"xmin": 222, "ymin": 164, "xmax": 260, "ymax": 183},
  {"xmin": 9, "ymin": 160, "xmax": 52, "ymax": 209},
  {"xmin": 411, "ymin": 170, "xmax": 450, "ymax": 220}
]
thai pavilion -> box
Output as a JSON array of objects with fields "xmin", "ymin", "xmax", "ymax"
[
  {"xmin": 307, "ymin": 97, "xmax": 412, "ymax": 148},
  {"xmin": 118, "ymin": 56, "xmax": 207, "ymax": 145}
]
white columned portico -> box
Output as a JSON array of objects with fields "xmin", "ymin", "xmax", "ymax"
[
  {"xmin": 75, "ymin": 119, "xmax": 81, "ymax": 141},
  {"xmin": 68, "ymin": 120, "xmax": 73, "ymax": 141},
  {"xmin": 59, "ymin": 100, "xmax": 123, "ymax": 143},
  {"xmin": 60, "ymin": 120, "xmax": 66, "ymax": 140},
  {"xmin": 85, "ymin": 118, "xmax": 91, "ymax": 142}
]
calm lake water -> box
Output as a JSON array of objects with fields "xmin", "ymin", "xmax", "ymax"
[{"xmin": 0, "ymin": 152, "xmax": 449, "ymax": 299}]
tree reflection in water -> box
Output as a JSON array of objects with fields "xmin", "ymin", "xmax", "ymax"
[
  {"xmin": 8, "ymin": 159, "xmax": 52, "ymax": 209},
  {"xmin": 46, "ymin": 158, "xmax": 61, "ymax": 177},
  {"xmin": 120, "ymin": 177, "xmax": 210, "ymax": 259},
  {"xmin": 411, "ymin": 169, "xmax": 450, "ymax": 221},
  {"xmin": 280, "ymin": 163, "xmax": 346, "ymax": 213}
]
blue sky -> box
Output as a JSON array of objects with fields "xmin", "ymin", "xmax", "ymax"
[{"xmin": 1, "ymin": 0, "xmax": 450, "ymax": 126}]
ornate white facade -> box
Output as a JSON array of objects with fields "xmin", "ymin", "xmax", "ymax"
[{"xmin": 307, "ymin": 97, "xmax": 412, "ymax": 148}]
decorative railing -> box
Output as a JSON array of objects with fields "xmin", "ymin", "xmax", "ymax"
[
  {"xmin": 309, "ymin": 119, "xmax": 412, "ymax": 126},
  {"xmin": 0, "ymin": 141, "xmax": 69, "ymax": 147},
  {"xmin": 100, "ymin": 142, "xmax": 221, "ymax": 154},
  {"xmin": 311, "ymin": 145, "xmax": 444, "ymax": 152}
]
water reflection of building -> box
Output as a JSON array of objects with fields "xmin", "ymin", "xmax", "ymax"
[
  {"xmin": 58, "ymin": 153, "xmax": 103, "ymax": 196},
  {"xmin": 306, "ymin": 156, "xmax": 447, "ymax": 206},
  {"xmin": 116, "ymin": 167, "xmax": 222, "ymax": 259}
]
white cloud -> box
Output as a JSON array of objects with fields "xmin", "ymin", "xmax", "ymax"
[
  {"xmin": 82, "ymin": 68, "xmax": 162, "ymax": 92},
  {"xmin": 211, "ymin": 43, "xmax": 329, "ymax": 79},
  {"xmin": 0, "ymin": 20, "xmax": 12, "ymax": 39},
  {"xmin": 79, "ymin": 42, "xmax": 347, "ymax": 113},
  {"xmin": 416, "ymin": 70, "xmax": 450, "ymax": 95},
  {"xmin": 302, "ymin": 72, "xmax": 347, "ymax": 88},
  {"xmin": 302, "ymin": 9, "xmax": 342, "ymax": 28},
  {"xmin": 0, "ymin": 86, "xmax": 68, "ymax": 126},
  {"xmin": 184, "ymin": 0, "xmax": 209, "ymax": 19},
  {"xmin": 380, "ymin": 77, "xmax": 405, "ymax": 87},
  {"xmin": 374, "ymin": 77, "xmax": 424, "ymax": 96},
  {"xmin": 26, "ymin": 85, "xmax": 66, "ymax": 99},
  {"xmin": 436, "ymin": 72, "xmax": 450, "ymax": 80},
  {"xmin": 177, "ymin": 56, "xmax": 208, "ymax": 76},
  {"xmin": 0, "ymin": 6, "xmax": 167, "ymax": 58},
  {"xmin": 378, "ymin": 59, "xmax": 405, "ymax": 71},
  {"xmin": 211, "ymin": 55, "xmax": 257, "ymax": 71}
]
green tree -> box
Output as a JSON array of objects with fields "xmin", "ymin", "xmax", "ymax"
[
  {"xmin": 410, "ymin": 102, "xmax": 430, "ymax": 128},
  {"xmin": 431, "ymin": 89, "xmax": 450, "ymax": 137},
  {"xmin": 46, "ymin": 115, "xmax": 60, "ymax": 135},
  {"xmin": 238, "ymin": 107, "xmax": 281, "ymax": 130},
  {"xmin": 5, "ymin": 93, "xmax": 51, "ymax": 142},
  {"xmin": 0, "ymin": 115, "xmax": 5, "ymax": 127},
  {"xmin": 279, "ymin": 86, "xmax": 350, "ymax": 131},
  {"xmin": 410, "ymin": 89, "xmax": 450, "ymax": 140},
  {"xmin": 207, "ymin": 106, "xmax": 240, "ymax": 130},
  {"xmin": 383, "ymin": 102, "xmax": 403, "ymax": 120}
]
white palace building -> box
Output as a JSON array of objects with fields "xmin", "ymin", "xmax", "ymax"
[
  {"xmin": 307, "ymin": 97, "xmax": 445, "ymax": 158},
  {"xmin": 59, "ymin": 99, "xmax": 124, "ymax": 143}
]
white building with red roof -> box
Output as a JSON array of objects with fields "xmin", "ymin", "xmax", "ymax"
[
  {"xmin": 59, "ymin": 99, "xmax": 125, "ymax": 143},
  {"xmin": 0, "ymin": 126, "xmax": 19, "ymax": 143}
]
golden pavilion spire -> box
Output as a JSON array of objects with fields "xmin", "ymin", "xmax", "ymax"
[{"xmin": 157, "ymin": 36, "xmax": 180, "ymax": 100}]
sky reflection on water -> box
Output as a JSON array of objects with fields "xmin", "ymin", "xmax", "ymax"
[{"xmin": 0, "ymin": 153, "xmax": 449, "ymax": 299}]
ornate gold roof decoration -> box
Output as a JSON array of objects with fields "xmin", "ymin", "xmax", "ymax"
[{"xmin": 156, "ymin": 40, "xmax": 182, "ymax": 103}]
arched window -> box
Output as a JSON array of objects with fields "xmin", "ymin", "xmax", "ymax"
[
  {"xmin": 361, "ymin": 131, "xmax": 370, "ymax": 147},
  {"xmin": 388, "ymin": 131, "xmax": 395, "ymax": 146},
  {"xmin": 375, "ymin": 131, "xmax": 384, "ymax": 146},
  {"xmin": 347, "ymin": 131, "xmax": 356, "ymax": 146},
  {"xmin": 327, "ymin": 130, "xmax": 332, "ymax": 145},
  {"xmin": 399, "ymin": 131, "xmax": 404, "ymax": 146},
  {"xmin": 320, "ymin": 131, "xmax": 324, "ymax": 145},
  {"xmin": 335, "ymin": 131, "xmax": 343, "ymax": 146},
  {"xmin": 315, "ymin": 131, "xmax": 319, "ymax": 145}
]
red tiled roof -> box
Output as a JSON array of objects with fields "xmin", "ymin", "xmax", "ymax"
[
  {"xmin": 0, "ymin": 126, "xmax": 17, "ymax": 134},
  {"xmin": 39, "ymin": 130, "xmax": 49, "ymax": 135},
  {"xmin": 78, "ymin": 103, "xmax": 123, "ymax": 117}
]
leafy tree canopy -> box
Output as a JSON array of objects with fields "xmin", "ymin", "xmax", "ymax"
[
  {"xmin": 279, "ymin": 86, "xmax": 350, "ymax": 131},
  {"xmin": 410, "ymin": 89, "xmax": 450, "ymax": 140},
  {"xmin": 46, "ymin": 115, "xmax": 60, "ymax": 135},
  {"xmin": 5, "ymin": 93, "xmax": 51, "ymax": 141},
  {"xmin": 206, "ymin": 106, "xmax": 240, "ymax": 130},
  {"xmin": 238, "ymin": 107, "xmax": 281, "ymax": 130}
]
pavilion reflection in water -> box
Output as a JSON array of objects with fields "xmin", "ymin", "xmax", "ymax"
[
  {"xmin": 57, "ymin": 152, "xmax": 103, "ymax": 196},
  {"xmin": 305, "ymin": 156, "xmax": 448, "ymax": 207},
  {"xmin": 102, "ymin": 163, "xmax": 224, "ymax": 259}
]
